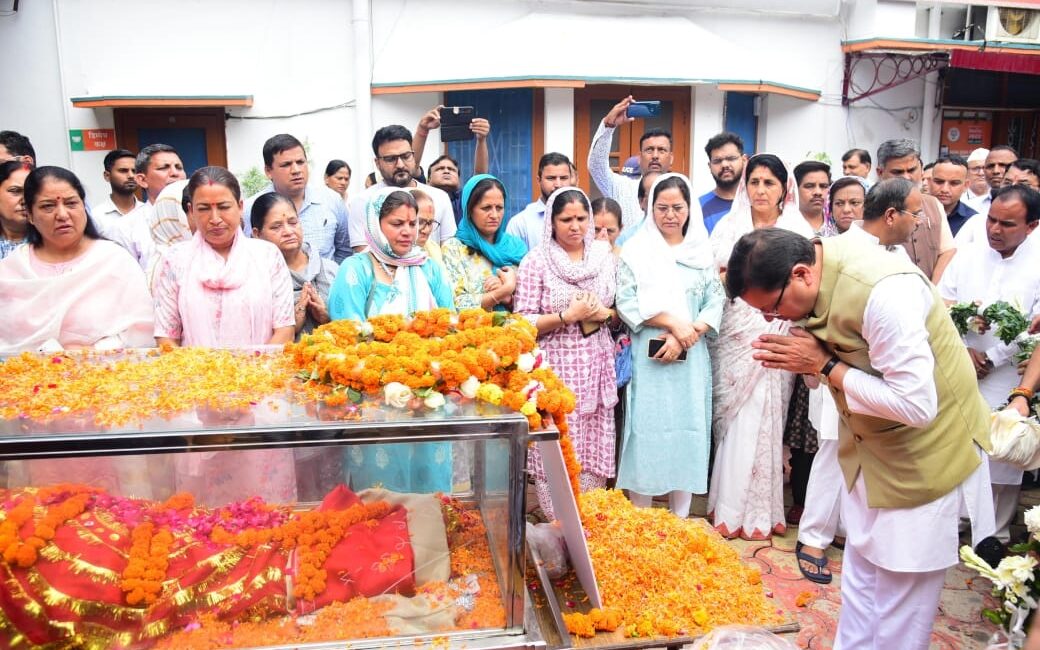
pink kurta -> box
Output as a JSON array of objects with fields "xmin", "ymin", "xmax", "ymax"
[
  {"xmin": 515, "ymin": 251, "xmax": 618, "ymax": 480},
  {"xmin": 151, "ymin": 231, "xmax": 298, "ymax": 506}
]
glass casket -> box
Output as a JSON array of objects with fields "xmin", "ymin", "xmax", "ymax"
[{"xmin": 0, "ymin": 385, "xmax": 553, "ymax": 650}]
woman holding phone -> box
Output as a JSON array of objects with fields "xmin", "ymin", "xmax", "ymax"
[
  {"xmin": 515, "ymin": 187, "xmax": 617, "ymax": 520},
  {"xmin": 614, "ymin": 173, "xmax": 724, "ymax": 518}
]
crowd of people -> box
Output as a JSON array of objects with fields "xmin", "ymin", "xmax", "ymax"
[{"xmin": 1, "ymin": 94, "xmax": 1040, "ymax": 647}]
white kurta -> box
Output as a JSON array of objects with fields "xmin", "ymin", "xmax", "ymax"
[
  {"xmin": 840, "ymin": 274, "xmax": 994, "ymax": 572},
  {"xmin": 938, "ymin": 235, "xmax": 1040, "ymax": 485}
]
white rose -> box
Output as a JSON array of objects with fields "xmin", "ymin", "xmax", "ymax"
[
  {"xmin": 383, "ymin": 382, "xmax": 412, "ymax": 408},
  {"xmin": 517, "ymin": 353, "xmax": 536, "ymax": 373},
  {"xmin": 424, "ymin": 391, "xmax": 446, "ymax": 409},
  {"xmin": 460, "ymin": 376, "xmax": 480, "ymax": 399},
  {"xmin": 1026, "ymin": 505, "xmax": 1040, "ymax": 538}
]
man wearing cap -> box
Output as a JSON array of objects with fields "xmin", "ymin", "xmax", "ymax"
[
  {"xmin": 700, "ymin": 132, "xmax": 747, "ymax": 234},
  {"xmin": 588, "ymin": 96, "xmax": 675, "ymax": 229},
  {"xmin": 965, "ymin": 148, "xmax": 990, "ymax": 203}
]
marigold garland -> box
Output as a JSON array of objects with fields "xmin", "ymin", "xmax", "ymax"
[
  {"xmin": 0, "ymin": 485, "xmax": 96, "ymax": 569},
  {"xmin": 120, "ymin": 522, "xmax": 173, "ymax": 606}
]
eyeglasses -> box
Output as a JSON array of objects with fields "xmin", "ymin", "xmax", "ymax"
[
  {"xmin": 760, "ymin": 279, "xmax": 789, "ymax": 319},
  {"xmin": 898, "ymin": 208, "xmax": 924, "ymax": 221},
  {"xmin": 418, "ymin": 218, "xmax": 440, "ymax": 230},
  {"xmin": 378, "ymin": 151, "xmax": 415, "ymax": 165},
  {"xmin": 710, "ymin": 155, "xmax": 741, "ymax": 166}
]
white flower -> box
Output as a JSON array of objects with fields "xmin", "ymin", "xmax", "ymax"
[
  {"xmin": 460, "ymin": 376, "xmax": 480, "ymax": 399},
  {"xmin": 996, "ymin": 555, "xmax": 1038, "ymax": 593},
  {"xmin": 1026, "ymin": 505, "xmax": 1040, "ymax": 537},
  {"xmin": 423, "ymin": 391, "xmax": 446, "ymax": 410},
  {"xmin": 517, "ymin": 353, "xmax": 536, "ymax": 373},
  {"xmin": 359, "ymin": 321, "xmax": 374, "ymax": 337},
  {"xmin": 383, "ymin": 382, "xmax": 412, "ymax": 408},
  {"xmin": 960, "ymin": 545, "xmax": 1000, "ymax": 582}
]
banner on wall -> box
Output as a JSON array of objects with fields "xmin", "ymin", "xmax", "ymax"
[{"xmin": 940, "ymin": 118, "xmax": 992, "ymax": 157}]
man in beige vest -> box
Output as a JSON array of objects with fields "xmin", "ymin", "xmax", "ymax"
[
  {"xmin": 875, "ymin": 139, "xmax": 956, "ymax": 283},
  {"xmin": 724, "ymin": 227, "xmax": 994, "ymax": 650}
]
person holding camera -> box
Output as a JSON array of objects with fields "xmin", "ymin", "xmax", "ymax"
[
  {"xmin": 411, "ymin": 105, "xmax": 491, "ymax": 224},
  {"xmin": 613, "ymin": 173, "xmax": 723, "ymax": 518},
  {"xmin": 588, "ymin": 96, "xmax": 675, "ymax": 229}
]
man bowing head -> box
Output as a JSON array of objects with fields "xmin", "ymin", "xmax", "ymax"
[{"xmin": 726, "ymin": 227, "xmax": 994, "ymax": 650}]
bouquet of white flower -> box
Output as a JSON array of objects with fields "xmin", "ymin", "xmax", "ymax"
[{"xmin": 961, "ymin": 506, "xmax": 1040, "ymax": 649}]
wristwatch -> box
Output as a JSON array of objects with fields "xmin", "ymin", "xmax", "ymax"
[{"xmin": 820, "ymin": 356, "xmax": 841, "ymax": 378}]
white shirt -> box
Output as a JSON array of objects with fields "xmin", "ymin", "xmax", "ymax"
[
  {"xmin": 107, "ymin": 202, "xmax": 156, "ymax": 271},
  {"xmin": 347, "ymin": 179, "xmax": 456, "ymax": 251},
  {"xmin": 588, "ymin": 121, "xmax": 641, "ymax": 229},
  {"xmin": 938, "ymin": 234, "xmax": 1040, "ymax": 381},
  {"xmin": 842, "ymin": 221, "xmax": 914, "ymax": 264},
  {"xmin": 90, "ymin": 195, "xmax": 143, "ymax": 239},
  {"xmin": 504, "ymin": 199, "xmax": 545, "ymax": 250},
  {"xmin": 837, "ymin": 273, "xmax": 993, "ymax": 571}
]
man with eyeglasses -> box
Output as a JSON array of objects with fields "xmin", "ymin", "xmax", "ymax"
[
  {"xmin": 588, "ymin": 96, "xmax": 675, "ymax": 229},
  {"xmin": 939, "ymin": 185, "xmax": 1040, "ymax": 546},
  {"xmin": 244, "ymin": 134, "xmax": 351, "ymax": 263},
  {"xmin": 347, "ymin": 125, "xmax": 457, "ymax": 253},
  {"xmin": 965, "ymin": 148, "xmax": 990, "ymax": 202},
  {"xmin": 727, "ymin": 223, "xmax": 994, "ymax": 650},
  {"xmin": 875, "ymin": 138, "xmax": 955, "ymax": 283},
  {"xmin": 699, "ymin": 132, "xmax": 746, "ymax": 234},
  {"xmin": 927, "ymin": 156, "xmax": 976, "ymax": 236}
]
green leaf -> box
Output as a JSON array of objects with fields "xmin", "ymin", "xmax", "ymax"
[
  {"xmin": 983, "ymin": 608, "xmax": 1006, "ymax": 626},
  {"xmin": 982, "ymin": 300, "xmax": 1029, "ymax": 344},
  {"xmin": 492, "ymin": 311, "xmax": 507, "ymax": 328},
  {"xmin": 414, "ymin": 387, "xmax": 433, "ymax": 398},
  {"xmin": 1009, "ymin": 542, "xmax": 1032, "ymax": 554},
  {"xmin": 347, "ymin": 387, "xmax": 363, "ymax": 404}
]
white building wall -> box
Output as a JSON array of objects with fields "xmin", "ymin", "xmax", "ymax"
[
  {"xmin": 0, "ymin": 3, "xmax": 71, "ymax": 168},
  {"xmin": 690, "ymin": 86, "xmax": 726, "ymax": 197},
  {"xmin": 543, "ymin": 89, "xmax": 575, "ymax": 164}
]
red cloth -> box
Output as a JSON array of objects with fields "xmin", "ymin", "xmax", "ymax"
[{"xmin": 0, "ymin": 485, "xmax": 415, "ymax": 648}]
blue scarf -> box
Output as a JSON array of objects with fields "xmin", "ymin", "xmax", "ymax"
[{"xmin": 456, "ymin": 174, "xmax": 527, "ymax": 271}]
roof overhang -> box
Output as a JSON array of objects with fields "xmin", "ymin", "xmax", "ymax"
[
  {"xmin": 372, "ymin": 77, "xmax": 820, "ymax": 101},
  {"xmin": 842, "ymin": 37, "xmax": 1040, "ymax": 56},
  {"xmin": 70, "ymin": 95, "xmax": 253, "ymax": 109}
]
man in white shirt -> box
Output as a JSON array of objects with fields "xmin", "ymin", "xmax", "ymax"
[
  {"xmin": 875, "ymin": 138, "xmax": 956, "ymax": 283},
  {"xmin": 588, "ymin": 95, "xmax": 674, "ymax": 228},
  {"xmin": 965, "ymin": 148, "xmax": 990, "ymax": 203},
  {"xmin": 727, "ymin": 227, "xmax": 993, "ymax": 650},
  {"xmin": 108, "ymin": 144, "xmax": 186, "ymax": 269},
  {"xmin": 504, "ymin": 152, "xmax": 573, "ymax": 250},
  {"xmin": 348, "ymin": 125, "xmax": 456, "ymax": 253},
  {"xmin": 939, "ymin": 185, "xmax": 1040, "ymax": 542},
  {"xmin": 90, "ymin": 149, "xmax": 142, "ymax": 236},
  {"xmin": 795, "ymin": 178, "xmax": 918, "ymax": 584},
  {"xmin": 958, "ymin": 146, "xmax": 1022, "ymax": 248}
]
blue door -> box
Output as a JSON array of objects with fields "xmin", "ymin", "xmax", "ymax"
[
  {"xmin": 444, "ymin": 89, "xmax": 533, "ymax": 220},
  {"xmin": 136, "ymin": 127, "xmax": 208, "ymax": 198},
  {"xmin": 725, "ymin": 93, "xmax": 758, "ymax": 155}
]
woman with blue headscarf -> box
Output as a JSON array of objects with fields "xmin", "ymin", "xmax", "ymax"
[
  {"xmin": 328, "ymin": 187, "xmax": 454, "ymax": 321},
  {"xmin": 327, "ymin": 187, "xmax": 455, "ymax": 493},
  {"xmin": 440, "ymin": 174, "xmax": 528, "ymax": 310}
]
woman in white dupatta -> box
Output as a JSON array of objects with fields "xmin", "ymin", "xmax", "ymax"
[{"xmin": 708, "ymin": 154, "xmax": 813, "ymax": 540}]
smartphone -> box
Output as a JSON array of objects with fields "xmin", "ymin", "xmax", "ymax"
[
  {"xmin": 648, "ymin": 337, "xmax": 687, "ymax": 361},
  {"xmin": 626, "ymin": 101, "xmax": 662, "ymax": 119},
  {"xmin": 440, "ymin": 106, "xmax": 475, "ymax": 142}
]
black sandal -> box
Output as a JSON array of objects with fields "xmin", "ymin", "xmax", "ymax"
[{"xmin": 795, "ymin": 541, "xmax": 833, "ymax": 585}]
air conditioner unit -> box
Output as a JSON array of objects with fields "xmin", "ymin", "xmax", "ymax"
[{"xmin": 985, "ymin": 6, "xmax": 1040, "ymax": 44}]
